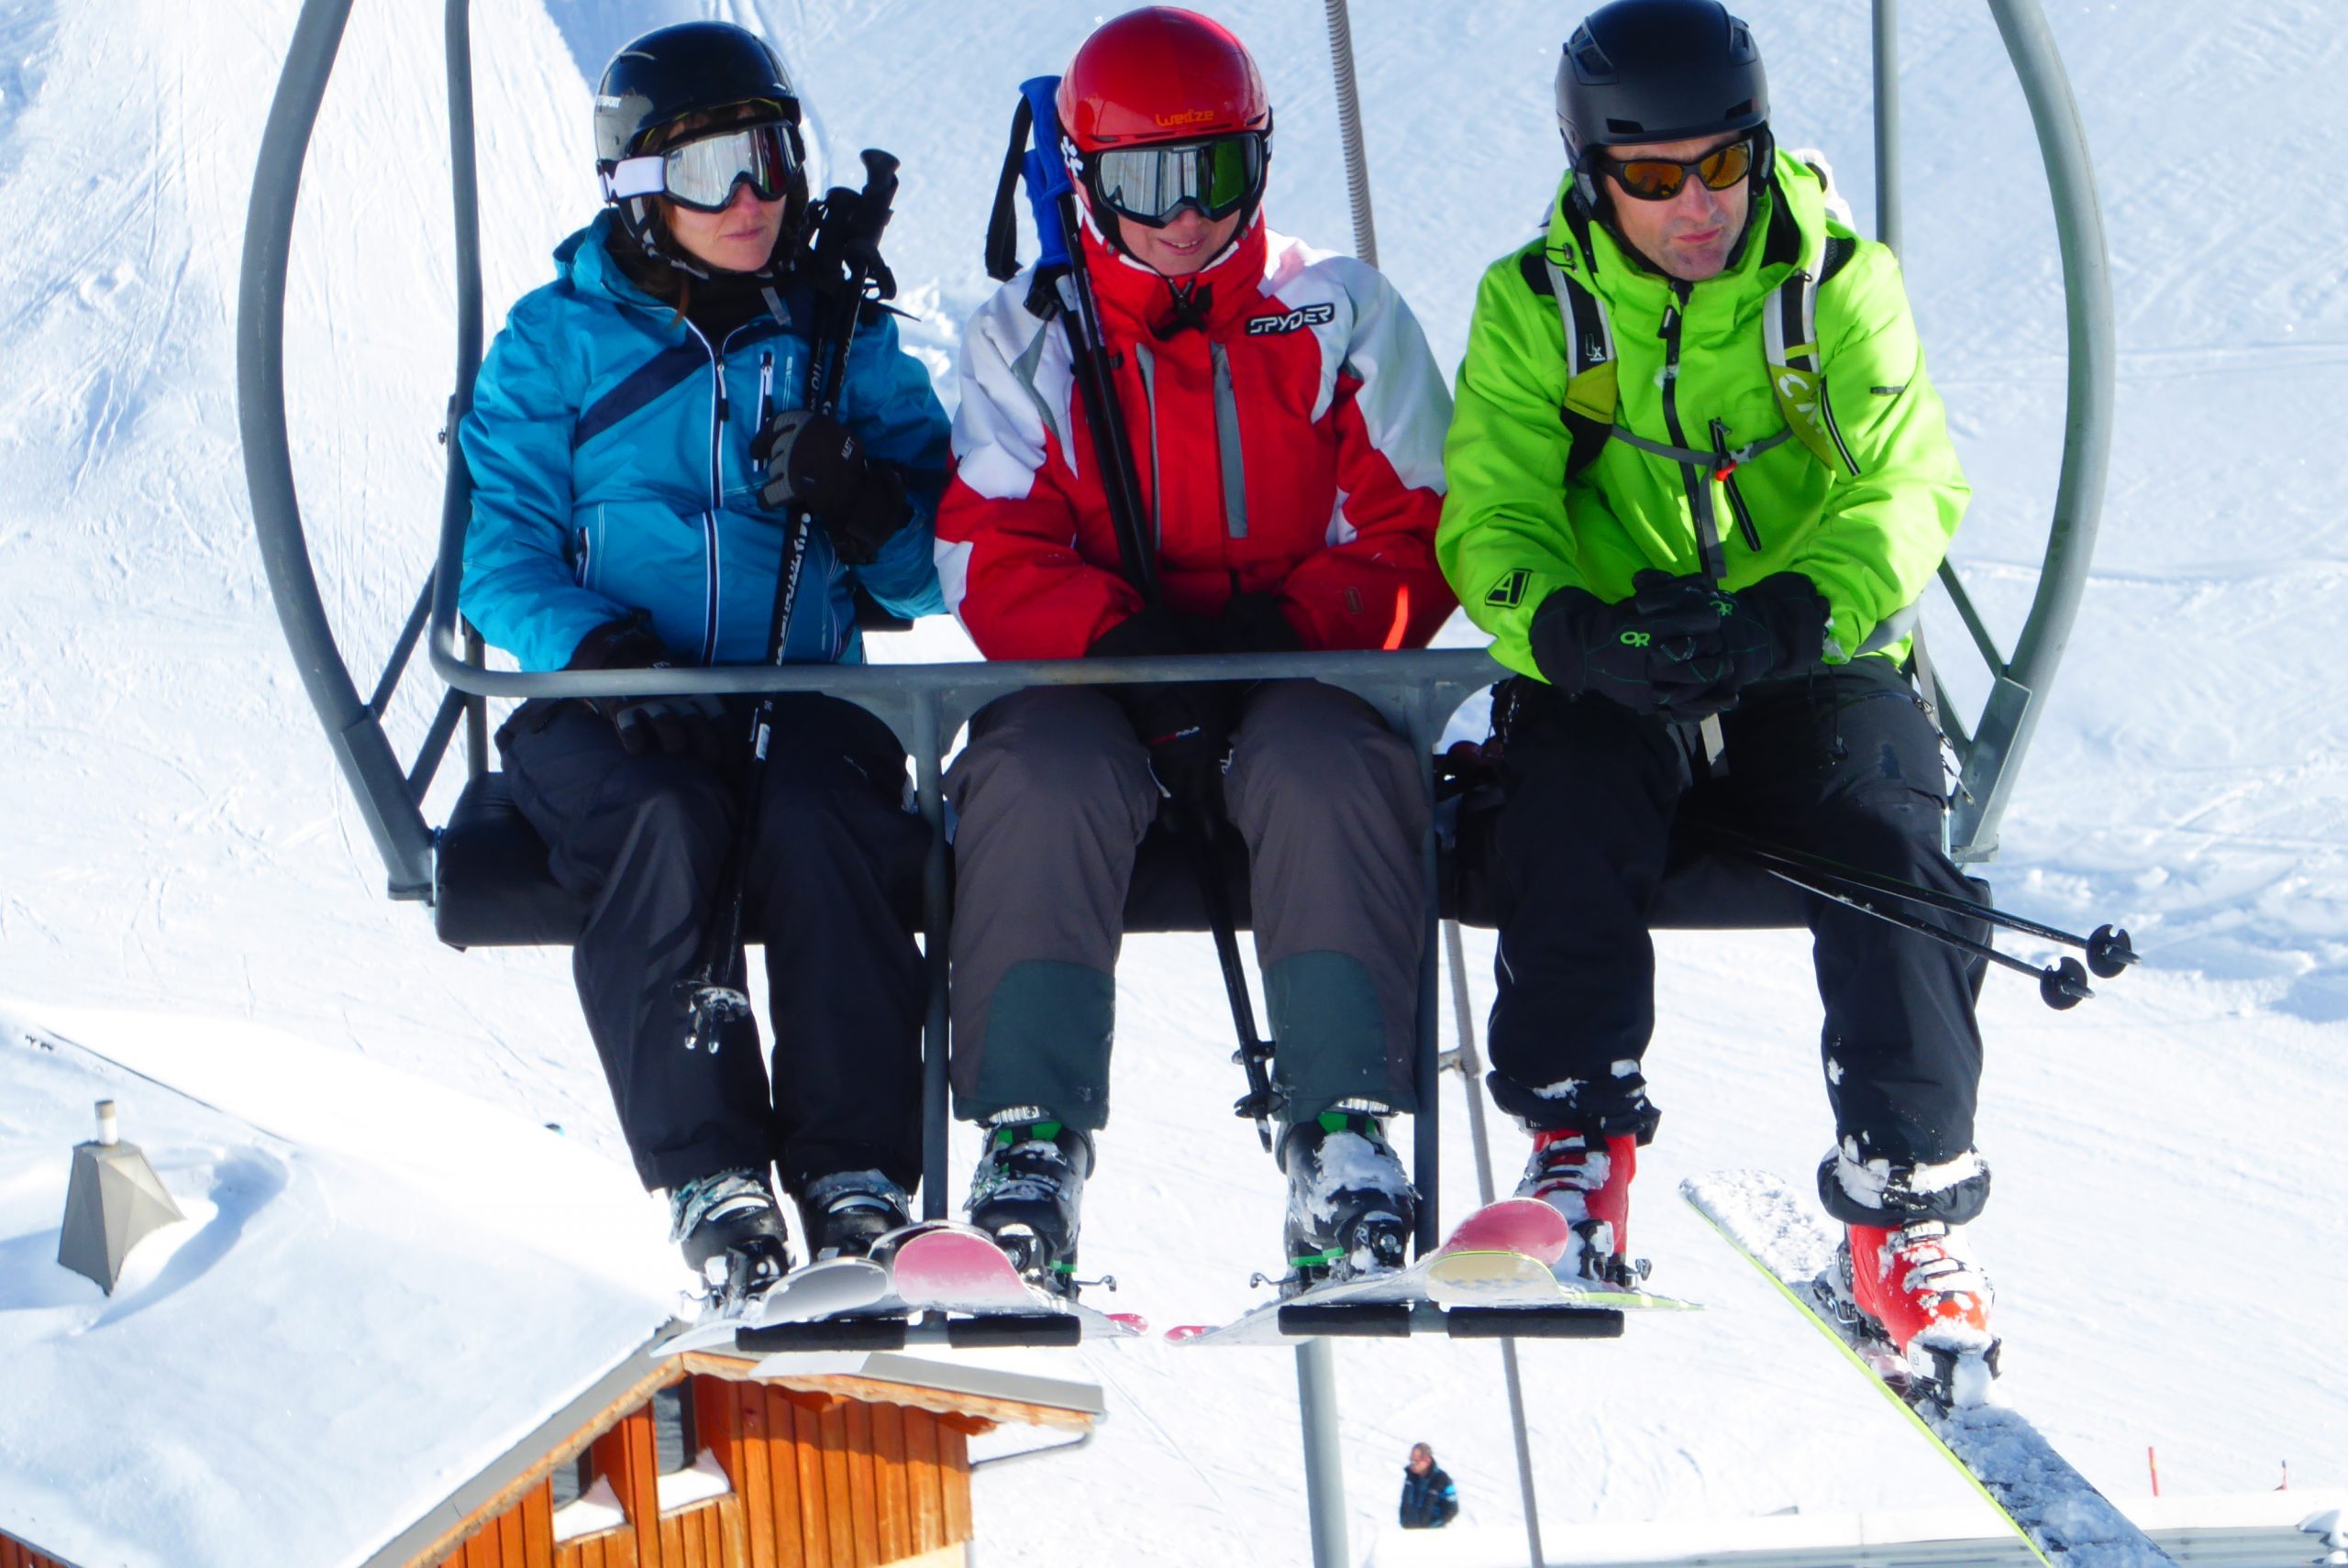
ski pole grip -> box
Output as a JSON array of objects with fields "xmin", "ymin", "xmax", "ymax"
[
  {"xmin": 858, "ymin": 148, "xmax": 900, "ymax": 210},
  {"xmin": 1018, "ymin": 75, "xmax": 1073, "ymax": 271}
]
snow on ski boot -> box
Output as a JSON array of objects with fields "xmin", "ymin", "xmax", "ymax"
[
  {"xmin": 1279, "ymin": 1106, "xmax": 1417, "ymax": 1294},
  {"xmin": 669, "ymin": 1166, "xmax": 789, "ymax": 1319},
  {"xmin": 799, "ymin": 1168, "xmax": 913, "ymax": 1263},
  {"xmin": 1515, "ymin": 1129, "xmax": 1646, "ymax": 1288},
  {"xmin": 964, "ymin": 1109, "xmax": 1092, "ymax": 1297},
  {"xmin": 1841, "ymin": 1220, "xmax": 1999, "ymax": 1405}
]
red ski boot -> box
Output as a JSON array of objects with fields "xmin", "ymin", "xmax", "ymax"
[
  {"xmin": 1516, "ymin": 1130, "xmax": 1643, "ymax": 1286},
  {"xmin": 1844, "ymin": 1220, "xmax": 1998, "ymax": 1401}
]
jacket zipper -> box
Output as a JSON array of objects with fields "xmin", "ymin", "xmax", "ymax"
[
  {"xmin": 1711, "ymin": 416, "xmax": 1763, "ymax": 553},
  {"xmin": 1657, "ymin": 284, "xmax": 1726, "ymax": 580},
  {"xmin": 683, "ymin": 319, "xmax": 726, "ymax": 662}
]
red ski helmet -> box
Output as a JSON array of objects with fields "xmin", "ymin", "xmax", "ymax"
[
  {"xmin": 1057, "ymin": 8, "xmax": 1272, "ymax": 255},
  {"xmin": 1057, "ymin": 7, "xmax": 1271, "ymax": 153}
]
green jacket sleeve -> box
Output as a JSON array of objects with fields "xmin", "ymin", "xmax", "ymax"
[
  {"xmin": 1437, "ymin": 251, "xmax": 1634, "ymax": 681},
  {"xmin": 1788, "ymin": 246, "xmax": 1971, "ymax": 661}
]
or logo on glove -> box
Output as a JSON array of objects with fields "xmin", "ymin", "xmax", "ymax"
[{"xmin": 1530, "ymin": 569, "xmax": 1828, "ymax": 720}]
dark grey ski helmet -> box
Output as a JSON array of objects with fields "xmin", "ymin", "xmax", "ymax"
[
  {"xmin": 1556, "ymin": 0, "xmax": 1768, "ymax": 207},
  {"xmin": 593, "ymin": 22, "xmax": 808, "ymax": 261}
]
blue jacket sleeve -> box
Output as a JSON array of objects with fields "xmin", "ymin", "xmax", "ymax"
[
  {"xmin": 839, "ymin": 312, "xmax": 950, "ymax": 620},
  {"xmin": 457, "ymin": 293, "xmax": 628, "ymax": 671}
]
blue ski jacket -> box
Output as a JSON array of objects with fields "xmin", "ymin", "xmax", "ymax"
[
  {"xmin": 1400, "ymin": 1463, "xmax": 1459, "ymax": 1529},
  {"xmin": 460, "ymin": 211, "xmax": 948, "ymax": 673}
]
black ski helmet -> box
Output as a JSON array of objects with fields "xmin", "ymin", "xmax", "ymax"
[
  {"xmin": 593, "ymin": 22, "xmax": 808, "ymax": 264},
  {"xmin": 1555, "ymin": 0, "xmax": 1769, "ymax": 210}
]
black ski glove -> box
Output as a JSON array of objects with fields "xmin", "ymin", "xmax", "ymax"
[
  {"xmin": 1211, "ymin": 591, "xmax": 1303, "ymax": 656},
  {"xmin": 1621, "ymin": 569, "xmax": 1831, "ymax": 716},
  {"xmin": 567, "ymin": 613, "xmax": 733, "ymax": 765},
  {"xmin": 752, "ymin": 409, "xmax": 912, "ymax": 568},
  {"xmin": 1088, "ymin": 607, "xmax": 1236, "ymax": 808},
  {"xmin": 1526, "ymin": 579, "xmax": 1732, "ymax": 717}
]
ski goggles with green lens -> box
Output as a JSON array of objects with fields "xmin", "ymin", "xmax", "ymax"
[
  {"xmin": 1590, "ymin": 137, "xmax": 1755, "ymax": 202},
  {"xmin": 1082, "ymin": 134, "xmax": 1267, "ymax": 229},
  {"xmin": 604, "ymin": 123, "xmax": 796, "ymax": 213}
]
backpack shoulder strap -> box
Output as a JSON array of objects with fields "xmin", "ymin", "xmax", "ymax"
[
  {"xmin": 1761, "ymin": 247, "xmax": 1863, "ymax": 478},
  {"xmin": 1522, "ymin": 247, "xmax": 1618, "ymax": 480}
]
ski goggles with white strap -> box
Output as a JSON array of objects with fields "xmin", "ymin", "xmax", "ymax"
[
  {"xmin": 1081, "ymin": 134, "xmax": 1267, "ymax": 229},
  {"xmin": 604, "ymin": 123, "xmax": 797, "ymax": 213}
]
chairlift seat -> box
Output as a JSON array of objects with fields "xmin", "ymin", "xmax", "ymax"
[{"xmin": 430, "ymin": 767, "xmax": 1820, "ymax": 949}]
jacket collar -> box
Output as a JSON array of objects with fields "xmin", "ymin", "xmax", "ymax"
[{"xmin": 1080, "ymin": 213, "xmax": 1272, "ymax": 342}]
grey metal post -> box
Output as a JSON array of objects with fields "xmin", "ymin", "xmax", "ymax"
[
  {"xmin": 238, "ymin": 0, "xmax": 436, "ymax": 899},
  {"xmin": 1445, "ymin": 920, "xmax": 1546, "ymax": 1567},
  {"xmin": 1296, "ymin": 1336, "xmax": 1350, "ymax": 1568},
  {"xmin": 1872, "ymin": 0, "xmax": 1900, "ymax": 254},
  {"xmin": 442, "ymin": 0, "xmax": 488, "ymax": 778},
  {"xmin": 1324, "ymin": 0, "xmax": 1378, "ymax": 267},
  {"xmin": 1958, "ymin": 0, "xmax": 2114, "ymax": 858},
  {"xmin": 914, "ymin": 686, "xmax": 953, "ymax": 1220}
]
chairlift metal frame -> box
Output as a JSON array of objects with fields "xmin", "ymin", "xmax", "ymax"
[{"xmin": 237, "ymin": 4, "xmax": 2110, "ymax": 1564}]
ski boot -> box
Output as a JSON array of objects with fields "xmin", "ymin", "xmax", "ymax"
[
  {"xmin": 1815, "ymin": 1147, "xmax": 1999, "ymax": 1403},
  {"xmin": 1515, "ymin": 1129, "xmax": 1646, "ymax": 1288},
  {"xmin": 798, "ymin": 1168, "xmax": 913, "ymax": 1263},
  {"xmin": 1278, "ymin": 1107, "xmax": 1416, "ymax": 1294},
  {"xmin": 1836, "ymin": 1220, "xmax": 1999, "ymax": 1404},
  {"xmin": 669, "ymin": 1166, "xmax": 789, "ymax": 1319},
  {"xmin": 964, "ymin": 1110, "xmax": 1092, "ymax": 1297}
]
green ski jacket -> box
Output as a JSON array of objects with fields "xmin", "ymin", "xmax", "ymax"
[{"xmin": 1437, "ymin": 151, "xmax": 1968, "ymax": 680}]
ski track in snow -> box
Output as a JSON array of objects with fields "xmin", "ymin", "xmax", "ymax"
[{"xmin": 2, "ymin": 1, "xmax": 2344, "ymax": 1562}]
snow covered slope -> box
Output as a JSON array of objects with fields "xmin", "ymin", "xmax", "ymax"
[{"xmin": 1, "ymin": 1, "xmax": 2342, "ymax": 1562}]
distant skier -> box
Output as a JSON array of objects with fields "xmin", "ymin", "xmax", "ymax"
[
  {"xmin": 1399, "ymin": 1442, "xmax": 1460, "ymax": 1529},
  {"xmin": 458, "ymin": 22, "xmax": 947, "ymax": 1308},
  {"xmin": 936, "ymin": 8, "xmax": 1456, "ymax": 1293},
  {"xmin": 1439, "ymin": 0, "xmax": 1997, "ymax": 1372}
]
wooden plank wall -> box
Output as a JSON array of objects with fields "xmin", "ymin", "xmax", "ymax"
[
  {"xmin": 427, "ymin": 1375, "xmax": 976, "ymax": 1568},
  {"xmin": 0, "ymin": 1530, "xmax": 75, "ymax": 1568}
]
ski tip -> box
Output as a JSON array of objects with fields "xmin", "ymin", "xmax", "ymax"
[
  {"xmin": 1109, "ymin": 1311, "xmax": 1150, "ymax": 1334},
  {"xmin": 1164, "ymin": 1324, "xmax": 1210, "ymax": 1343}
]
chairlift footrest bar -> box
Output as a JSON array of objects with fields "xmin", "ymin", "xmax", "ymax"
[
  {"xmin": 735, "ymin": 1314, "xmax": 911, "ymax": 1353},
  {"xmin": 1443, "ymin": 1304, "xmax": 1625, "ymax": 1340},
  {"xmin": 944, "ymin": 1311, "xmax": 1084, "ymax": 1348}
]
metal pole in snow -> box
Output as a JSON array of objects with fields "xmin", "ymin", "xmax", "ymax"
[
  {"xmin": 1296, "ymin": 1338, "xmax": 1350, "ymax": 1568},
  {"xmin": 2147, "ymin": 1445, "xmax": 2160, "ymax": 1496},
  {"xmin": 1445, "ymin": 920, "xmax": 1547, "ymax": 1567}
]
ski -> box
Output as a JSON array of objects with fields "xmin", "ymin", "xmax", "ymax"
[
  {"xmin": 660, "ymin": 1254, "xmax": 893, "ymax": 1356},
  {"xmin": 880, "ymin": 1220, "xmax": 1146, "ymax": 1342},
  {"xmin": 1168, "ymin": 1197, "xmax": 1697, "ymax": 1347},
  {"xmin": 1682, "ymin": 1170, "xmax": 2176, "ymax": 1568}
]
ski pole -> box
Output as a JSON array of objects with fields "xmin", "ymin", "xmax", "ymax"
[
  {"xmin": 1192, "ymin": 805, "xmax": 1281, "ymax": 1149},
  {"xmin": 1700, "ymin": 824, "xmax": 2138, "ymax": 979},
  {"xmin": 1744, "ymin": 861, "xmax": 2098, "ymax": 1010},
  {"xmin": 680, "ymin": 149, "xmax": 903, "ymax": 1051},
  {"xmin": 997, "ymin": 79, "xmax": 1273, "ymax": 1133}
]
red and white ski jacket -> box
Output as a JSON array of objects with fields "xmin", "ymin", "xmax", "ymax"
[{"xmin": 936, "ymin": 217, "xmax": 1455, "ymax": 659}]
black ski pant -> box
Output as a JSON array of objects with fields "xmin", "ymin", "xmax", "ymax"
[
  {"xmin": 497, "ymin": 693, "xmax": 927, "ymax": 1199},
  {"xmin": 1484, "ymin": 660, "xmax": 1987, "ymax": 1171}
]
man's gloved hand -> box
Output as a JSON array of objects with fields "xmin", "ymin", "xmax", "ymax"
[
  {"xmin": 1526, "ymin": 578, "xmax": 1731, "ymax": 716},
  {"xmin": 752, "ymin": 409, "xmax": 912, "ymax": 567},
  {"xmin": 1622, "ymin": 569, "xmax": 1830, "ymax": 716},
  {"xmin": 567, "ymin": 613, "xmax": 733, "ymax": 765},
  {"xmin": 1210, "ymin": 591, "xmax": 1303, "ymax": 656},
  {"xmin": 1088, "ymin": 607, "xmax": 1236, "ymax": 806}
]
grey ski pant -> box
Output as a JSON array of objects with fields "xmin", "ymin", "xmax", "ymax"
[
  {"xmin": 497, "ymin": 693, "xmax": 928, "ymax": 1198},
  {"xmin": 947, "ymin": 680, "xmax": 1428, "ymax": 1132}
]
